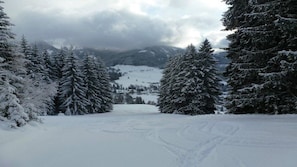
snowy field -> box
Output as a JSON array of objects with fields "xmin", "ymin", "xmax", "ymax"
[
  {"xmin": 113, "ymin": 65, "xmax": 163, "ymax": 103},
  {"xmin": 1, "ymin": 104, "xmax": 297, "ymax": 167},
  {"xmin": 113, "ymin": 65, "xmax": 163, "ymax": 88}
]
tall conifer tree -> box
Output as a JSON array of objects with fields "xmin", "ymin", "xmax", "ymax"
[
  {"xmin": 82, "ymin": 55, "xmax": 103, "ymax": 113},
  {"xmin": 198, "ymin": 39, "xmax": 220, "ymax": 113},
  {"xmin": 159, "ymin": 42, "xmax": 220, "ymax": 115},
  {"xmin": 95, "ymin": 58, "xmax": 113, "ymax": 113},
  {"xmin": 0, "ymin": 1, "xmax": 38, "ymax": 127},
  {"xmin": 223, "ymin": 0, "xmax": 297, "ymax": 114},
  {"xmin": 57, "ymin": 50, "xmax": 89, "ymax": 115}
]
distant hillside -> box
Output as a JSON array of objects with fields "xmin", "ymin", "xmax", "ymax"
[
  {"xmin": 213, "ymin": 52, "xmax": 229, "ymax": 73},
  {"xmin": 34, "ymin": 41, "xmax": 229, "ymax": 71},
  {"xmin": 77, "ymin": 46, "xmax": 184, "ymax": 68},
  {"xmin": 34, "ymin": 41, "xmax": 59, "ymax": 53},
  {"xmin": 106, "ymin": 46, "xmax": 184, "ymax": 67}
]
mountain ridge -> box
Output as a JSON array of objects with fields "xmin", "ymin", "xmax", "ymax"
[{"xmin": 34, "ymin": 41, "xmax": 229, "ymax": 69}]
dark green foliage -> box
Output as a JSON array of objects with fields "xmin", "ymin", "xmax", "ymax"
[
  {"xmin": 49, "ymin": 50, "xmax": 113, "ymax": 115},
  {"xmin": 198, "ymin": 40, "xmax": 221, "ymax": 113},
  {"xmin": 52, "ymin": 50, "xmax": 66, "ymax": 81},
  {"xmin": 158, "ymin": 55, "xmax": 182, "ymax": 113},
  {"xmin": 57, "ymin": 50, "xmax": 89, "ymax": 115},
  {"xmin": 134, "ymin": 97, "xmax": 145, "ymax": 104},
  {"xmin": 94, "ymin": 58, "xmax": 113, "ymax": 112},
  {"xmin": 223, "ymin": 0, "xmax": 297, "ymax": 114},
  {"xmin": 82, "ymin": 55, "xmax": 112, "ymax": 113},
  {"xmin": 159, "ymin": 41, "xmax": 220, "ymax": 115}
]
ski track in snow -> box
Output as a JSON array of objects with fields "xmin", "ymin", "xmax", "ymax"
[{"xmin": 1, "ymin": 104, "xmax": 297, "ymax": 167}]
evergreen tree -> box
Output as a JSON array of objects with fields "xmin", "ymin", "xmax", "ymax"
[
  {"xmin": 159, "ymin": 43, "xmax": 220, "ymax": 115},
  {"xmin": 0, "ymin": 1, "xmax": 38, "ymax": 127},
  {"xmin": 57, "ymin": 50, "xmax": 89, "ymax": 115},
  {"xmin": 263, "ymin": 0, "xmax": 297, "ymax": 114},
  {"xmin": 158, "ymin": 55, "xmax": 182, "ymax": 113},
  {"xmin": 135, "ymin": 96, "xmax": 145, "ymax": 104},
  {"xmin": 223, "ymin": 0, "xmax": 297, "ymax": 114},
  {"xmin": 52, "ymin": 50, "xmax": 66, "ymax": 81},
  {"xmin": 20, "ymin": 35, "xmax": 31, "ymax": 60},
  {"xmin": 31, "ymin": 44, "xmax": 45, "ymax": 78},
  {"xmin": 94, "ymin": 57, "xmax": 113, "ymax": 113},
  {"xmin": 82, "ymin": 55, "xmax": 103, "ymax": 113},
  {"xmin": 41, "ymin": 50, "xmax": 53, "ymax": 83},
  {"xmin": 19, "ymin": 38, "xmax": 55, "ymax": 116},
  {"xmin": 172, "ymin": 45, "xmax": 209, "ymax": 115},
  {"xmin": 198, "ymin": 39, "xmax": 220, "ymax": 113},
  {"xmin": 50, "ymin": 50, "xmax": 66, "ymax": 115}
]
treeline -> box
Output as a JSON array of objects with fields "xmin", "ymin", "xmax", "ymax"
[
  {"xmin": 0, "ymin": 2, "xmax": 112, "ymax": 127},
  {"xmin": 21, "ymin": 39, "xmax": 113, "ymax": 115}
]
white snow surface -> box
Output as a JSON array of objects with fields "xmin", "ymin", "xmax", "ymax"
[
  {"xmin": 1, "ymin": 104, "xmax": 297, "ymax": 167},
  {"xmin": 113, "ymin": 65, "xmax": 163, "ymax": 88},
  {"xmin": 112, "ymin": 65, "xmax": 162, "ymax": 103}
]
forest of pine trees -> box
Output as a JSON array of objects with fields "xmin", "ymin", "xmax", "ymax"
[
  {"xmin": 158, "ymin": 40, "xmax": 220, "ymax": 115},
  {"xmin": 0, "ymin": 1, "xmax": 112, "ymax": 127}
]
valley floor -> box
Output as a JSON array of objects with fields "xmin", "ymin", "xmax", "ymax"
[{"xmin": 1, "ymin": 104, "xmax": 297, "ymax": 167}]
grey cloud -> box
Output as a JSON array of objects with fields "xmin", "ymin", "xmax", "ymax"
[
  {"xmin": 169, "ymin": 0, "xmax": 190, "ymax": 8},
  {"xmin": 12, "ymin": 10, "xmax": 174, "ymax": 50},
  {"xmin": 4, "ymin": 0, "xmax": 228, "ymax": 50},
  {"xmin": 177, "ymin": 16, "xmax": 222, "ymax": 31}
]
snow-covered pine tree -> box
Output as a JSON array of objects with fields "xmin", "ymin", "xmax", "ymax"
[
  {"xmin": 82, "ymin": 55, "xmax": 103, "ymax": 113},
  {"xmin": 48, "ymin": 50, "xmax": 66, "ymax": 115},
  {"xmin": 40, "ymin": 50, "xmax": 53, "ymax": 83},
  {"xmin": 19, "ymin": 38, "xmax": 47, "ymax": 83},
  {"xmin": 198, "ymin": 39, "xmax": 220, "ymax": 113},
  {"xmin": 222, "ymin": 0, "xmax": 249, "ymax": 31},
  {"xmin": 223, "ymin": 0, "xmax": 297, "ymax": 114},
  {"xmin": 94, "ymin": 57, "xmax": 112, "ymax": 113},
  {"xmin": 172, "ymin": 44, "xmax": 213, "ymax": 115},
  {"xmin": 20, "ymin": 38, "xmax": 44, "ymax": 80},
  {"xmin": 158, "ymin": 55, "xmax": 182, "ymax": 113},
  {"xmin": 19, "ymin": 37, "xmax": 55, "ymax": 116},
  {"xmin": 52, "ymin": 50, "xmax": 66, "ymax": 81},
  {"xmin": 20, "ymin": 35, "xmax": 31, "ymax": 61},
  {"xmin": 0, "ymin": 1, "xmax": 38, "ymax": 127},
  {"xmin": 262, "ymin": 0, "xmax": 297, "ymax": 114},
  {"xmin": 38, "ymin": 49, "xmax": 57, "ymax": 115},
  {"xmin": 223, "ymin": 0, "xmax": 257, "ymax": 114},
  {"xmin": 159, "ymin": 43, "xmax": 219, "ymax": 115},
  {"xmin": 57, "ymin": 50, "xmax": 89, "ymax": 115},
  {"xmin": 224, "ymin": 0, "xmax": 277, "ymax": 114},
  {"xmin": 31, "ymin": 44, "xmax": 45, "ymax": 78}
]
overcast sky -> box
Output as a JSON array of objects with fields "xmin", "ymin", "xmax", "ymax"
[{"xmin": 3, "ymin": 0, "xmax": 230, "ymax": 50}]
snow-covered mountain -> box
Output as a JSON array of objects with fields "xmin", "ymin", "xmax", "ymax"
[
  {"xmin": 34, "ymin": 41, "xmax": 60, "ymax": 55},
  {"xmin": 105, "ymin": 46, "xmax": 184, "ymax": 67},
  {"xmin": 34, "ymin": 42, "xmax": 184, "ymax": 67},
  {"xmin": 34, "ymin": 41, "xmax": 229, "ymax": 71}
]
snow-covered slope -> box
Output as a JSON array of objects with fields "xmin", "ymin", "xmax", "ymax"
[
  {"xmin": 113, "ymin": 65, "xmax": 163, "ymax": 103},
  {"xmin": 1, "ymin": 104, "xmax": 297, "ymax": 167},
  {"xmin": 113, "ymin": 65, "xmax": 162, "ymax": 88}
]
